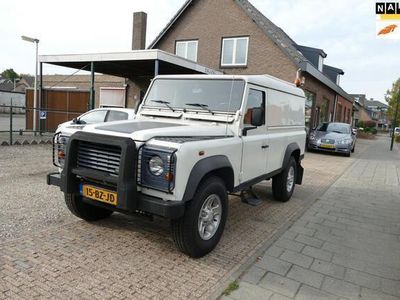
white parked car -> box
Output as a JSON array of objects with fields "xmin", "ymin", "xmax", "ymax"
[
  {"xmin": 53, "ymin": 107, "xmax": 136, "ymax": 169},
  {"xmin": 47, "ymin": 74, "xmax": 306, "ymax": 257}
]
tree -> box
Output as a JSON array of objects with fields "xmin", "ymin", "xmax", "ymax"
[
  {"xmin": 385, "ymin": 78, "xmax": 400, "ymax": 126},
  {"xmin": 1, "ymin": 68, "xmax": 19, "ymax": 81}
]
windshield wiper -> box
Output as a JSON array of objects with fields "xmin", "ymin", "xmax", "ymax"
[
  {"xmin": 185, "ymin": 103, "xmax": 214, "ymax": 114},
  {"xmin": 151, "ymin": 100, "xmax": 175, "ymax": 112},
  {"xmin": 331, "ymin": 130, "xmax": 344, "ymax": 134}
]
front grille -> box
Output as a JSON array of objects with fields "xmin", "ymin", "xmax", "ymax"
[
  {"xmin": 77, "ymin": 141, "xmax": 121, "ymax": 176},
  {"xmin": 321, "ymin": 139, "xmax": 335, "ymax": 144}
]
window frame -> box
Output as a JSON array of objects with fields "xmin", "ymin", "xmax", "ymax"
[
  {"xmin": 175, "ymin": 40, "xmax": 198, "ymax": 62},
  {"xmin": 243, "ymin": 88, "xmax": 266, "ymax": 127},
  {"xmin": 220, "ymin": 36, "xmax": 249, "ymax": 67}
]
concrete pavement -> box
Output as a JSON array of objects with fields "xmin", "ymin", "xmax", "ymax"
[{"xmin": 228, "ymin": 136, "xmax": 400, "ymax": 300}]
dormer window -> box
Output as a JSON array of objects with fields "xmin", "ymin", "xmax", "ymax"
[{"xmin": 318, "ymin": 55, "xmax": 324, "ymax": 71}]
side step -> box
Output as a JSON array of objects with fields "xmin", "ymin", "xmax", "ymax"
[{"xmin": 240, "ymin": 186, "xmax": 263, "ymax": 206}]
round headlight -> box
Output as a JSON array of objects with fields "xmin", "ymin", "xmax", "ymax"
[{"xmin": 149, "ymin": 156, "xmax": 164, "ymax": 176}]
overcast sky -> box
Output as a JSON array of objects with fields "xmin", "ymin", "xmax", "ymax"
[{"xmin": 1, "ymin": 0, "xmax": 398, "ymax": 101}]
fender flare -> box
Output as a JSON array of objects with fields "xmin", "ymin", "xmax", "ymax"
[
  {"xmin": 182, "ymin": 155, "xmax": 234, "ymax": 202},
  {"xmin": 282, "ymin": 142, "xmax": 303, "ymax": 185}
]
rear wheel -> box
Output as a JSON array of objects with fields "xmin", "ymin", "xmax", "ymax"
[
  {"xmin": 351, "ymin": 144, "xmax": 355, "ymax": 153},
  {"xmin": 171, "ymin": 176, "xmax": 228, "ymax": 258},
  {"xmin": 65, "ymin": 193, "xmax": 113, "ymax": 221},
  {"xmin": 272, "ymin": 157, "xmax": 297, "ymax": 202}
]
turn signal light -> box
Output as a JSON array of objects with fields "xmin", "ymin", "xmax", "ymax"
[
  {"xmin": 164, "ymin": 172, "xmax": 174, "ymax": 182},
  {"xmin": 58, "ymin": 151, "xmax": 65, "ymax": 159}
]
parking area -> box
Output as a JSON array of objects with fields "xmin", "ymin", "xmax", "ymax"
[{"xmin": 0, "ymin": 142, "xmax": 369, "ymax": 299}]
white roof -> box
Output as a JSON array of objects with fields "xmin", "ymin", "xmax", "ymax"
[
  {"xmin": 154, "ymin": 74, "xmax": 305, "ymax": 97},
  {"xmin": 39, "ymin": 49, "xmax": 222, "ymax": 76}
]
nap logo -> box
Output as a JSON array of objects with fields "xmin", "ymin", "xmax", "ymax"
[{"xmin": 376, "ymin": 2, "xmax": 400, "ymax": 38}]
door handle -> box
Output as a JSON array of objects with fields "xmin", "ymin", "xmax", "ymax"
[{"xmin": 261, "ymin": 145, "xmax": 269, "ymax": 149}]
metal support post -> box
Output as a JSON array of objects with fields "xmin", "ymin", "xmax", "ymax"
[
  {"xmin": 39, "ymin": 62, "xmax": 43, "ymax": 135},
  {"xmin": 154, "ymin": 59, "xmax": 159, "ymax": 76},
  {"xmin": 33, "ymin": 41, "xmax": 39, "ymax": 135},
  {"xmin": 9, "ymin": 98, "xmax": 13, "ymax": 145},
  {"xmin": 90, "ymin": 62, "xmax": 95, "ymax": 110}
]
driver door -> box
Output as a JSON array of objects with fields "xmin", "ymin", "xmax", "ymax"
[{"xmin": 240, "ymin": 86, "xmax": 268, "ymax": 183}]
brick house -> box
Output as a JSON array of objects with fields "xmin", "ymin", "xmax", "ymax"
[{"xmin": 148, "ymin": 0, "xmax": 353, "ymax": 129}]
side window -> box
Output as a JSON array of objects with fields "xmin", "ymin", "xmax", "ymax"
[
  {"xmin": 106, "ymin": 111, "xmax": 129, "ymax": 122},
  {"xmin": 244, "ymin": 89, "xmax": 265, "ymax": 126},
  {"xmin": 78, "ymin": 110, "xmax": 107, "ymax": 124}
]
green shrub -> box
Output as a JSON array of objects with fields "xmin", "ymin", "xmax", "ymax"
[
  {"xmin": 395, "ymin": 135, "xmax": 400, "ymax": 143},
  {"xmin": 364, "ymin": 127, "xmax": 371, "ymax": 133},
  {"xmin": 371, "ymin": 128, "xmax": 378, "ymax": 134}
]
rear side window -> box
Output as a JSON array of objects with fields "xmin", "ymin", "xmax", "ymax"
[
  {"xmin": 244, "ymin": 89, "xmax": 265, "ymax": 125},
  {"xmin": 106, "ymin": 111, "xmax": 129, "ymax": 122},
  {"xmin": 78, "ymin": 110, "xmax": 107, "ymax": 124}
]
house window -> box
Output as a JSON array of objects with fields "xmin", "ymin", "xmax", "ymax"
[
  {"xmin": 319, "ymin": 98, "xmax": 329, "ymax": 124},
  {"xmin": 175, "ymin": 40, "xmax": 198, "ymax": 62},
  {"xmin": 304, "ymin": 90, "xmax": 315, "ymax": 130},
  {"xmin": 221, "ymin": 37, "xmax": 249, "ymax": 67}
]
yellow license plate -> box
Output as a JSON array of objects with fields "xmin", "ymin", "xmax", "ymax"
[
  {"xmin": 81, "ymin": 184, "xmax": 117, "ymax": 206},
  {"xmin": 320, "ymin": 143, "xmax": 335, "ymax": 149}
]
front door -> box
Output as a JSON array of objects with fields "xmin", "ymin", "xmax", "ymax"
[{"xmin": 240, "ymin": 86, "xmax": 268, "ymax": 183}]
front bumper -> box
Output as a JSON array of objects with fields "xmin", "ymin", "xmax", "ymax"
[
  {"xmin": 46, "ymin": 132, "xmax": 185, "ymax": 219},
  {"xmin": 47, "ymin": 172, "xmax": 185, "ymax": 219},
  {"xmin": 308, "ymin": 142, "xmax": 351, "ymax": 154}
]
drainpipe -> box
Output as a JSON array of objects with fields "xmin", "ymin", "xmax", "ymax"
[{"xmin": 333, "ymin": 94, "xmax": 338, "ymax": 122}]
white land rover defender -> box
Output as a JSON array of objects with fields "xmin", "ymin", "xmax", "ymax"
[{"xmin": 47, "ymin": 74, "xmax": 306, "ymax": 258}]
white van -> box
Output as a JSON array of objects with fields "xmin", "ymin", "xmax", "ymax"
[{"xmin": 48, "ymin": 74, "xmax": 306, "ymax": 257}]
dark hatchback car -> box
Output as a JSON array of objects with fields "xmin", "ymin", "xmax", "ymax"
[{"xmin": 308, "ymin": 122, "xmax": 356, "ymax": 157}]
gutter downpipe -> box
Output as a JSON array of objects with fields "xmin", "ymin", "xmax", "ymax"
[{"xmin": 333, "ymin": 94, "xmax": 338, "ymax": 122}]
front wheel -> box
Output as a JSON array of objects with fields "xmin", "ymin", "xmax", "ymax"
[
  {"xmin": 171, "ymin": 176, "xmax": 228, "ymax": 258},
  {"xmin": 272, "ymin": 157, "xmax": 297, "ymax": 202},
  {"xmin": 65, "ymin": 193, "xmax": 113, "ymax": 221}
]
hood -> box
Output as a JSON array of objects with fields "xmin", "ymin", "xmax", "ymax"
[
  {"xmin": 93, "ymin": 120, "xmax": 234, "ymax": 141},
  {"xmin": 312, "ymin": 130, "xmax": 350, "ymax": 140}
]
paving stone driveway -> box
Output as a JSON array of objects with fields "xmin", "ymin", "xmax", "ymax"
[
  {"xmin": 228, "ymin": 136, "xmax": 400, "ymax": 300},
  {"xmin": 0, "ymin": 140, "xmax": 366, "ymax": 299}
]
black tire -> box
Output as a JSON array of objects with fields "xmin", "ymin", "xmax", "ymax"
[
  {"xmin": 272, "ymin": 156, "xmax": 297, "ymax": 202},
  {"xmin": 65, "ymin": 193, "xmax": 113, "ymax": 221},
  {"xmin": 351, "ymin": 144, "xmax": 355, "ymax": 153},
  {"xmin": 345, "ymin": 152, "xmax": 351, "ymax": 157},
  {"xmin": 171, "ymin": 176, "xmax": 228, "ymax": 258}
]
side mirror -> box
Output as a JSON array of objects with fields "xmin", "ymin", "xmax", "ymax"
[
  {"xmin": 251, "ymin": 107, "xmax": 264, "ymax": 127},
  {"xmin": 352, "ymin": 129, "xmax": 357, "ymax": 135},
  {"xmin": 72, "ymin": 118, "xmax": 78, "ymax": 124}
]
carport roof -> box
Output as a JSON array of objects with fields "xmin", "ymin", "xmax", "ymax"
[{"xmin": 39, "ymin": 49, "xmax": 222, "ymax": 78}]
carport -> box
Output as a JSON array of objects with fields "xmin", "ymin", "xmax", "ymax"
[
  {"xmin": 39, "ymin": 49, "xmax": 222, "ymax": 109},
  {"xmin": 33, "ymin": 50, "xmax": 222, "ymax": 131}
]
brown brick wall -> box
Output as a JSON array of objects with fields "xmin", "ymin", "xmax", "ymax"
[
  {"xmin": 154, "ymin": 0, "xmax": 298, "ymax": 82},
  {"xmin": 336, "ymin": 95, "xmax": 353, "ymax": 124}
]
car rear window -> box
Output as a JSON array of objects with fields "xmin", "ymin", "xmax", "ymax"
[{"xmin": 106, "ymin": 111, "xmax": 129, "ymax": 122}]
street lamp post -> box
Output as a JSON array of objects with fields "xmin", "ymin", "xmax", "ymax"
[{"xmin": 21, "ymin": 35, "xmax": 39, "ymax": 134}]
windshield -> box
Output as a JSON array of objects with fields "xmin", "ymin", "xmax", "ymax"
[
  {"xmin": 317, "ymin": 123, "xmax": 350, "ymax": 134},
  {"xmin": 143, "ymin": 79, "xmax": 245, "ymax": 113}
]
